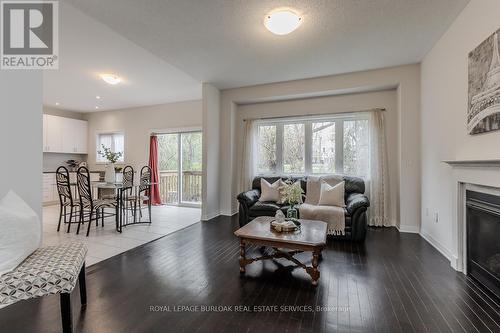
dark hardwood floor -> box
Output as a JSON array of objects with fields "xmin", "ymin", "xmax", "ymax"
[{"xmin": 1, "ymin": 215, "xmax": 499, "ymax": 333}]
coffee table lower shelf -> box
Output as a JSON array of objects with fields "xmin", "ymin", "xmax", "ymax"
[{"xmin": 238, "ymin": 238, "xmax": 324, "ymax": 286}]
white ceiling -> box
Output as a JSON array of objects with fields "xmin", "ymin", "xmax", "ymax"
[
  {"xmin": 43, "ymin": 3, "xmax": 201, "ymax": 112},
  {"xmin": 63, "ymin": 0, "xmax": 469, "ymax": 89}
]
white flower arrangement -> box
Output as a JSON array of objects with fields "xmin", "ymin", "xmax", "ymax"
[{"xmin": 280, "ymin": 180, "xmax": 304, "ymax": 206}]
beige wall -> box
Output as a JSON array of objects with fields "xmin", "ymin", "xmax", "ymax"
[
  {"xmin": 219, "ymin": 64, "xmax": 421, "ymax": 232},
  {"xmin": 420, "ymin": 0, "xmax": 500, "ymax": 260},
  {"xmin": 85, "ymin": 100, "xmax": 202, "ymax": 172},
  {"xmin": 236, "ymin": 90, "xmax": 399, "ymax": 226}
]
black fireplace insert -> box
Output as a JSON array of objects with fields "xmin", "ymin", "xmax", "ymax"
[{"xmin": 466, "ymin": 190, "xmax": 500, "ymax": 300}]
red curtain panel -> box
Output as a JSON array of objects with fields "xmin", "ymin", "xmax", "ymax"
[{"xmin": 148, "ymin": 135, "xmax": 162, "ymax": 205}]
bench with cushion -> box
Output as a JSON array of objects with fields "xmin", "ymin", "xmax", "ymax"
[
  {"xmin": 0, "ymin": 242, "xmax": 87, "ymax": 333},
  {"xmin": 237, "ymin": 175, "xmax": 370, "ymax": 242}
]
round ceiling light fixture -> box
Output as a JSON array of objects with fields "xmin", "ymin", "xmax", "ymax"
[
  {"xmin": 100, "ymin": 73, "xmax": 122, "ymax": 85},
  {"xmin": 264, "ymin": 10, "xmax": 302, "ymax": 35}
]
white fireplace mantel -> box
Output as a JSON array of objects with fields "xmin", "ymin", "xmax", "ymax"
[{"xmin": 443, "ymin": 159, "xmax": 500, "ymax": 272}]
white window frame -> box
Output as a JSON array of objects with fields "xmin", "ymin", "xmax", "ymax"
[
  {"xmin": 95, "ymin": 131, "xmax": 125, "ymax": 164},
  {"xmin": 255, "ymin": 113, "xmax": 370, "ymax": 177}
]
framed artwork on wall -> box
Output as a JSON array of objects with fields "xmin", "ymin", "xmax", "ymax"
[{"xmin": 468, "ymin": 28, "xmax": 500, "ymax": 135}]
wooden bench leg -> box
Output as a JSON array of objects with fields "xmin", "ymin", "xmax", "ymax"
[
  {"xmin": 79, "ymin": 263, "xmax": 87, "ymax": 305},
  {"xmin": 60, "ymin": 293, "xmax": 72, "ymax": 333}
]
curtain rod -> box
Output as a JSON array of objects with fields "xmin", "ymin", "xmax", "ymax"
[
  {"xmin": 150, "ymin": 127, "xmax": 203, "ymax": 136},
  {"xmin": 242, "ymin": 108, "xmax": 385, "ymax": 122}
]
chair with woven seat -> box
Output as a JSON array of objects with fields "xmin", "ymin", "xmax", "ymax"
[
  {"xmin": 76, "ymin": 166, "xmax": 117, "ymax": 236},
  {"xmin": 55, "ymin": 166, "xmax": 81, "ymax": 233}
]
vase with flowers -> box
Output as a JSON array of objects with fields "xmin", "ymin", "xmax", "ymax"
[
  {"xmin": 98, "ymin": 144, "xmax": 123, "ymax": 183},
  {"xmin": 280, "ymin": 180, "xmax": 304, "ymax": 219}
]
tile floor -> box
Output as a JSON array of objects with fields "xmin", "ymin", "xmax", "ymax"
[{"xmin": 42, "ymin": 204, "xmax": 201, "ymax": 266}]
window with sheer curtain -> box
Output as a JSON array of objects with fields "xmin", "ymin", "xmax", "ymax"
[
  {"xmin": 255, "ymin": 114, "xmax": 369, "ymax": 177},
  {"xmin": 96, "ymin": 132, "xmax": 125, "ymax": 163}
]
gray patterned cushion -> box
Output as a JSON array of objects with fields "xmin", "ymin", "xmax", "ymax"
[{"xmin": 0, "ymin": 242, "xmax": 87, "ymax": 308}]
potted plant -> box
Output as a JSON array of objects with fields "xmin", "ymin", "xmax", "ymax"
[
  {"xmin": 280, "ymin": 180, "xmax": 304, "ymax": 219},
  {"xmin": 98, "ymin": 144, "xmax": 123, "ymax": 183}
]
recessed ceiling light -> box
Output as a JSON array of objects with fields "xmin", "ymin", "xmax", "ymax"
[
  {"xmin": 55, "ymin": 102, "xmax": 59, "ymax": 106},
  {"xmin": 96, "ymin": 95, "xmax": 101, "ymax": 99},
  {"xmin": 264, "ymin": 10, "xmax": 302, "ymax": 35},
  {"xmin": 100, "ymin": 73, "xmax": 122, "ymax": 85},
  {"xmin": 95, "ymin": 106, "xmax": 99, "ymax": 109}
]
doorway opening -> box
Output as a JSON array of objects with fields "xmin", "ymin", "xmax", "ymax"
[{"xmin": 157, "ymin": 131, "xmax": 202, "ymax": 207}]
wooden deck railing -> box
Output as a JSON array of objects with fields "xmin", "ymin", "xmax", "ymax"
[{"xmin": 159, "ymin": 170, "xmax": 202, "ymax": 204}]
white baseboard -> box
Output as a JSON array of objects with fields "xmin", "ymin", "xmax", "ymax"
[
  {"xmin": 450, "ymin": 255, "xmax": 460, "ymax": 271},
  {"xmin": 396, "ymin": 224, "xmax": 420, "ymax": 233},
  {"xmin": 220, "ymin": 210, "xmax": 238, "ymax": 216},
  {"xmin": 420, "ymin": 230, "xmax": 452, "ymax": 262},
  {"xmin": 201, "ymin": 211, "xmax": 220, "ymax": 221}
]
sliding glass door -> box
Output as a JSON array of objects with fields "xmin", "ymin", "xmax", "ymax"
[{"xmin": 157, "ymin": 131, "xmax": 202, "ymax": 206}]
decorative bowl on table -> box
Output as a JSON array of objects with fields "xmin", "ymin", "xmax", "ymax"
[{"xmin": 270, "ymin": 218, "xmax": 301, "ymax": 233}]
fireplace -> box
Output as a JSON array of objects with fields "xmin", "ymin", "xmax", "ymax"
[{"xmin": 466, "ymin": 190, "xmax": 500, "ymax": 299}]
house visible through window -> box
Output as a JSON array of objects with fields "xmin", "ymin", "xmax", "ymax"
[
  {"xmin": 96, "ymin": 132, "xmax": 125, "ymax": 163},
  {"xmin": 255, "ymin": 114, "xmax": 370, "ymax": 177}
]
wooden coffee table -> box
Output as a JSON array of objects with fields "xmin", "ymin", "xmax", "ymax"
[{"xmin": 234, "ymin": 216, "xmax": 327, "ymax": 286}]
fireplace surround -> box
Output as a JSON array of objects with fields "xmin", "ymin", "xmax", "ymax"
[{"xmin": 444, "ymin": 159, "xmax": 500, "ymax": 291}]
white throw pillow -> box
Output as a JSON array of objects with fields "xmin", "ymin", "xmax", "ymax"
[
  {"xmin": 305, "ymin": 175, "xmax": 343, "ymax": 205},
  {"xmin": 318, "ymin": 181, "xmax": 346, "ymax": 207},
  {"xmin": 259, "ymin": 179, "xmax": 284, "ymax": 203},
  {"xmin": 0, "ymin": 191, "xmax": 41, "ymax": 276}
]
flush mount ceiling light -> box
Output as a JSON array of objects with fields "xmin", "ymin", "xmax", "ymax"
[
  {"xmin": 264, "ymin": 10, "xmax": 302, "ymax": 35},
  {"xmin": 100, "ymin": 73, "xmax": 122, "ymax": 85}
]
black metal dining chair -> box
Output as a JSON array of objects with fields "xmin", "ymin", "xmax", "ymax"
[
  {"xmin": 120, "ymin": 165, "xmax": 137, "ymax": 221},
  {"xmin": 129, "ymin": 166, "xmax": 152, "ymax": 223},
  {"xmin": 55, "ymin": 166, "xmax": 81, "ymax": 233},
  {"xmin": 76, "ymin": 166, "xmax": 117, "ymax": 236}
]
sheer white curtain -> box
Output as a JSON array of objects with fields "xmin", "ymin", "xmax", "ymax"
[
  {"xmin": 240, "ymin": 119, "xmax": 256, "ymax": 192},
  {"xmin": 368, "ymin": 110, "xmax": 390, "ymax": 226}
]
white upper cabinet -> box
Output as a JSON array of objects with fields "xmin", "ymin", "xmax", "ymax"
[
  {"xmin": 44, "ymin": 114, "xmax": 63, "ymax": 152},
  {"xmin": 61, "ymin": 117, "xmax": 75, "ymax": 153},
  {"xmin": 43, "ymin": 115, "xmax": 88, "ymax": 154},
  {"xmin": 75, "ymin": 120, "xmax": 88, "ymax": 153}
]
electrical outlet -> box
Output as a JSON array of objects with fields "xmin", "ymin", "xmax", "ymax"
[{"xmin": 434, "ymin": 212, "xmax": 439, "ymax": 223}]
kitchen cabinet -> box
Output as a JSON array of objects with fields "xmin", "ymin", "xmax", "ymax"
[
  {"xmin": 43, "ymin": 115, "xmax": 88, "ymax": 154},
  {"xmin": 43, "ymin": 114, "xmax": 63, "ymax": 153},
  {"xmin": 74, "ymin": 120, "xmax": 88, "ymax": 153},
  {"xmin": 61, "ymin": 117, "xmax": 88, "ymax": 154},
  {"xmin": 42, "ymin": 173, "xmax": 56, "ymax": 203}
]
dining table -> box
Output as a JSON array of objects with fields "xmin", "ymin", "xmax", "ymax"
[{"xmin": 91, "ymin": 181, "xmax": 157, "ymax": 232}]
